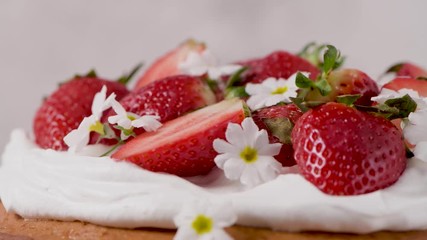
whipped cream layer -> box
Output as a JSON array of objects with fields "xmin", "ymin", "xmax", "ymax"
[{"xmin": 1, "ymin": 129, "xmax": 427, "ymax": 233}]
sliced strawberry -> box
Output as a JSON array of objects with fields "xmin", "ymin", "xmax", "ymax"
[
  {"xmin": 292, "ymin": 102, "xmax": 406, "ymax": 196},
  {"xmin": 305, "ymin": 69, "xmax": 380, "ymax": 106},
  {"xmin": 238, "ymin": 51, "xmax": 320, "ymax": 84},
  {"xmin": 383, "ymin": 77, "xmax": 427, "ymax": 97},
  {"xmin": 112, "ymin": 99, "xmax": 247, "ymax": 177},
  {"xmin": 252, "ymin": 104, "xmax": 303, "ymax": 167},
  {"xmin": 134, "ymin": 39, "xmax": 206, "ymax": 89},
  {"xmin": 34, "ymin": 77, "xmax": 129, "ymax": 150},
  {"xmin": 385, "ymin": 62, "xmax": 427, "ymax": 79}
]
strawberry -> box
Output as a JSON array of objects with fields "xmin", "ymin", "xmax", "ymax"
[
  {"xmin": 385, "ymin": 62, "xmax": 427, "ymax": 79},
  {"xmin": 112, "ymin": 99, "xmax": 247, "ymax": 177},
  {"xmin": 33, "ymin": 76, "xmax": 129, "ymax": 151},
  {"xmin": 101, "ymin": 75, "xmax": 217, "ymax": 140},
  {"xmin": 304, "ymin": 69, "xmax": 380, "ymax": 106},
  {"xmin": 238, "ymin": 51, "xmax": 320, "ymax": 84},
  {"xmin": 252, "ymin": 104, "xmax": 303, "ymax": 167},
  {"xmin": 383, "ymin": 77, "xmax": 427, "ymax": 97},
  {"xmin": 134, "ymin": 39, "xmax": 206, "ymax": 89},
  {"xmin": 292, "ymin": 102, "xmax": 406, "ymax": 196}
]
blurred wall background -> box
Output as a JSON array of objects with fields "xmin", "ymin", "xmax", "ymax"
[{"xmin": 1, "ymin": 0, "xmax": 426, "ymax": 151}]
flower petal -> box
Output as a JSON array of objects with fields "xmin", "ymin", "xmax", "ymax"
[
  {"xmin": 240, "ymin": 165, "xmax": 261, "ymax": 187},
  {"xmin": 223, "ymin": 158, "xmax": 246, "ymax": 180},
  {"xmin": 213, "ymin": 139, "xmax": 239, "ymax": 154},
  {"xmin": 132, "ymin": 115, "xmax": 162, "ymax": 132},
  {"xmin": 225, "ymin": 123, "xmax": 245, "ymax": 148}
]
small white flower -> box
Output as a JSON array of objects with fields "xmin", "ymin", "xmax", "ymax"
[
  {"xmin": 371, "ymin": 88, "xmax": 427, "ymax": 146},
  {"xmin": 174, "ymin": 200, "xmax": 236, "ymax": 240},
  {"xmin": 213, "ymin": 117, "xmax": 282, "ymax": 187},
  {"xmin": 245, "ymin": 72, "xmax": 304, "ymax": 110},
  {"xmin": 64, "ymin": 86, "xmax": 116, "ymax": 152},
  {"xmin": 108, "ymin": 99, "xmax": 162, "ymax": 140},
  {"xmin": 179, "ymin": 49, "xmax": 242, "ymax": 80}
]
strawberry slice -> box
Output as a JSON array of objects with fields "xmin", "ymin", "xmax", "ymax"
[
  {"xmin": 112, "ymin": 99, "xmax": 247, "ymax": 177},
  {"xmin": 385, "ymin": 62, "xmax": 427, "ymax": 79},
  {"xmin": 134, "ymin": 39, "xmax": 206, "ymax": 89},
  {"xmin": 383, "ymin": 77, "xmax": 427, "ymax": 97}
]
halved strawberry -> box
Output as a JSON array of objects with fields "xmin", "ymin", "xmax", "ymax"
[
  {"xmin": 34, "ymin": 76, "xmax": 129, "ymax": 150},
  {"xmin": 252, "ymin": 104, "xmax": 303, "ymax": 167},
  {"xmin": 112, "ymin": 99, "xmax": 247, "ymax": 177},
  {"xmin": 383, "ymin": 77, "xmax": 427, "ymax": 97},
  {"xmin": 385, "ymin": 62, "xmax": 427, "ymax": 79},
  {"xmin": 134, "ymin": 39, "xmax": 206, "ymax": 89},
  {"xmin": 238, "ymin": 51, "xmax": 320, "ymax": 84},
  {"xmin": 292, "ymin": 102, "xmax": 406, "ymax": 196}
]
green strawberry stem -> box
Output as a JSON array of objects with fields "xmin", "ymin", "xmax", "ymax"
[
  {"xmin": 117, "ymin": 63, "xmax": 144, "ymax": 85},
  {"xmin": 100, "ymin": 141, "xmax": 124, "ymax": 157}
]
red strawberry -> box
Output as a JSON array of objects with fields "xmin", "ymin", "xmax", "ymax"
[
  {"xmin": 134, "ymin": 39, "xmax": 206, "ymax": 89},
  {"xmin": 252, "ymin": 104, "xmax": 303, "ymax": 167},
  {"xmin": 292, "ymin": 102, "xmax": 406, "ymax": 196},
  {"xmin": 238, "ymin": 51, "xmax": 320, "ymax": 84},
  {"xmin": 385, "ymin": 62, "xmax": 427, "ymax": 79},
  {"xmin": 34, "ymin": 77, "xmax": 129, "ymax": 150},
  {"xmin": 101, "ymin": 75, "xmax": 216, "ymax": 141},
  {"xmin": 383, "ymin": 77, "xmax": 427, "ymax": 97},
  {"xmin": 305, "ymin": 69, "xmax": 380, "ymax": 106},
  {"xmin": 112, "ymin": 99, "xmax": 246, "ymax": 177}
]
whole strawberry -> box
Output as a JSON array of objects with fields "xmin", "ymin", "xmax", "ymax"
[
  {"xmin": 103, "ymin": 75, "xmax": 216, "ymax": 138},
  {"xmin": 238, "ymin": 51, "xmax": 320, "ymax": 84},
  {"xmin": 383, "ymin": 77, "xmax": 427, "ymax": 97},
  {"xmin": 252, "ymin": 104, "xmax": 303, "ymax": 166},
  {"xmin": 385, "ymin": 62, "xmax": 427, "ymax": 79},
  {"xmin": 305, "ymin": 69, "xmax": 380, "ymax": 106},
  {"xmin": 292, "ymin": 102, "xmax": 406, "ymax": 195},
  {"xmin": 34, "ymin": 75, "xmax": 129, "ymax": 150}
]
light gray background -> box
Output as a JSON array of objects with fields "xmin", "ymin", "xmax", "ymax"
[{"xmin": 1, "ymin": 0, "xmax": 426, "ymax": 151}]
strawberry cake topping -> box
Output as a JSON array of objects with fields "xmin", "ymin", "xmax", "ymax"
[{"xmin": 3, "ymin": 40, "xmax": 427, "ymax": 236}]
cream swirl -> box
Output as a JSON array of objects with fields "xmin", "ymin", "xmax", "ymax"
[{"xmin": 1, "ymin": 129, "xmax": 427, "ymax": 233}]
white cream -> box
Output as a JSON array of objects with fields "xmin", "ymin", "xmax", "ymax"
[{"xmin": 1, "ymin": 129, "xmax": 427, "ymax": 233}]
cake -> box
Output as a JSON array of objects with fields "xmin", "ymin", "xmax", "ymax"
[{"xmin": 1, "ymin": 40, "xmax": 427, "ymax": 239}]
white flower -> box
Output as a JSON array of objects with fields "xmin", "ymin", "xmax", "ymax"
[
  {"xmin": 245, "ymin": 72, "xmax": 304, "ymax": 110},
  {"xmin": 174, "ymin": 200, "xmax": 236, "ymax": 240},
  {"xmin": 179, "ymin": 49, "xmax": 242, "ymax": 80},
  {"xmin": 371, "ymin": 88, "xmax": 427, "ymax": 145},
  {"xmin": 63, "ymin": 86, "xmax": 116, "ymax": 152},
  {"xmin": 213, "ymin": 117, "xmax": 282, "ymax": 187},
  {"xmin": 108, "ymin": 99, "xmax": 162, "ymax": 140}
]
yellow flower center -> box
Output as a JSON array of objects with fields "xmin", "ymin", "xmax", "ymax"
[
  {"xmin": 271, "ymin": 86, "xmax": 288, "ymax": 95},
  {"xmin": 89, "ymin": 121, "xmax": 105, "ymax": 135},
  {"xmin": 240, "ymin": 146, "xmax": 258, "ymax": 163},
  {"xmin": 127, "ymin": 115, "xmax": 136, "ymax": 121},
  {"xmin": 192, "ymin": 214, "xmax": 213, "ymax": 235}
]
